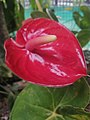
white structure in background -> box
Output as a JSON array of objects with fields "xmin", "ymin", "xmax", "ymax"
[
  {"xmin": 52, "ymin": 0, "xmax": 74, "ymax": 6},
  {"xmin": 59, "ymin": 0, "xmax": 73, "ymax": 6},
  {"xmin": 52, "ymin": 0, "xmax": 86, "ymax": 6},
  {"xmin": 24, "ymin": 0, "xmax": 30, "ymax": 9}
]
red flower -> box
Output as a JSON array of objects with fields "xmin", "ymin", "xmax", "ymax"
[
  {"xmin": 4, "ymin": 18, "xmax": 87, "ymax": 87},
  {"xmin": 22, "ymin": 18, "xmax": 33, "ymax": 26}
]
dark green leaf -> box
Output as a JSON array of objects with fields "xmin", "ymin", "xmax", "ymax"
[
  {"xmin": 10, "ymin": 78, "xmax": 90, "ymax": 120},
  {"xmin": 57, "ymin": 106, "xmax": 90, "ymax": 120},
  {"xmin": 77, "ymin": 29, "xmax": 90, "ymax": 47},
  {"xmin": 46, "ymin": 8, "xmax": 59, "ymax": 22},
  {"xmin": 15, "ymin": 1, "xmax": 24, "ymax": 29},
  {"xmin": 73, "ymin": 6, "xmax": 90, "ymax": 29},
  {"xmin": 3, "ymin": 0, "xmax": 24, "ymax": 33},
  {"xmin": 72, "ymin": 31, "xmax": 78, "ymax": 34},
  {"xmin": 80, "ymin": 18, "xmax": 90, "ymax": 29},
  {"xmin": 3, "ymin": 0, "xmax": 16, "ymax": 33},
  {"xmin": 73, "ymin": 12, "xmax": 82, "ymax": 29},
  {"xmin": 80, "ymin": 6, "xmax": 90, "ymax": 22},
  {"xmin": 57, "ymin": 105, "xmax": 90, "ymax": 116},
  {"xmin": 8, "ymin": 93, "xmax": 16, "ymax": 111},
  {"xmin": 73, "ymin": 5, "xmax": 90, "ymax": 47},
  {"xmin": 31, "ymin": 11, "xmax": 49, "ymax": 19},
  {"xmin": 64, "ymin": 115, "xmax": 90, "ymax": 120}
]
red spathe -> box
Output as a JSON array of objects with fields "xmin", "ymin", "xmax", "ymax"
[{"xmin": 4, "ymin": 18, "xmax": 87, "ymax": 87}]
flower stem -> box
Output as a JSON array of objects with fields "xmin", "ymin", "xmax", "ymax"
[{"xmin": 35, "ymin": 0, "xmax": 43, "ymax": 12}]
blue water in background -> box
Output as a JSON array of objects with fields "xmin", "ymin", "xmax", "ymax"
[
  {"xmin": 25, "ymin": 6, "xmax": 90, "ymax": 49},
  {"xmin": 25, "ymin": 6, "xmax": 80, "ymax": 31}
]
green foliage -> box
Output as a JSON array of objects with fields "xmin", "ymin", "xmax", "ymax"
[
  {"xmin": 30, "ymin": 0, "xmax": 58, "ymax": 22},
  {"xmin": 3, "ymin": 0, "xmax": 16, "ymax": 33},
  {"xmin": 0, "ymin": 64, "xmax": 12, "ymax": 78},
  {"xmin": 77, "ymin": 29, "xmax": 90, "ymax": 47},
  {"xmin": 42, "ymin": 0, "xmax": 50, "ymax": 9},
  {"xmin": 3, "ymin": 0, "xmax": 24, "ymax": 33},
  {"xmin": 31, "ymin": 9, "xmax": 59, "ymax": 22},
  {"xmin": 30, "ymin": 0, "xmax": 43, "ymax": 10},
  {"xmin": 31, "ymin": 11, "xmax": 49, "ymax": 19},
  {"xmin": 45, "ymin": 8, "xmax": 59, "ymax": 22},
  {"xmin": 0, "ymin": 0, "xmax": 24, "ymax": 71},
  {"xmin": 10, "ymin": 78, "xmax": 90, "ymax": 120},
  {"xmin": 14, "ymin": 1, "xmax": 24, "ymax": 30},
  {"xmin": 30, "ymin": 0, "xmax": 50, "ymax": 10},
  {"xmin": 73, "ymin": 6, "xmax": 90, "ymax": 47}
]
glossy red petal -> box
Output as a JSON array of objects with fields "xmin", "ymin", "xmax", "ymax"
[
  {"xmin": 4, "ymin": 18, "xmax": 87, "ymax": 87},
  {"xmin": 16, "ymin": 19, "xmax": 34, "ymax": 45},
  {"xmin": 22, "ymin": 18, "xmax": 33, "ymax": 26}
]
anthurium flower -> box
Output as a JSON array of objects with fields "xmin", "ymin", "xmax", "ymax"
[
  {"xmin": 4, "ymin": 18, "xmax": 87, "ymax": 87},
  {"xmin": 22, "ymin": 18, "xmax": 33, "ymax": 26}
]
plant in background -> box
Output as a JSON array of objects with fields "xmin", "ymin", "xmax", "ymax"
[
  {"xmin": 3, "ymin": 0, "xmax": 24, "ymax": 33},
  {"xmin": 73, "ymin": 5, "xmax": 90, "ymax": 47},
  {"xmin": 0, "ymin": 0, "xmax": 9, "ymax": 62},
  {"xmin": 30, "ymin": 0, "xmax": 50, "ymax": 11},
  {"xmin": 0, "ymin": 1, "xmax": 24, "ymax": 115},
  {"xmin": 30, "ymin": 0, "xmax": 59, "ymax": 22},
  {"xmin": 0, "ymin": 0, "xmax": 24, "ymax": 77}
]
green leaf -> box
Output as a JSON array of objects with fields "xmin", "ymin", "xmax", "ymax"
[
  {"xmin": 64, "ymin": 114, "xmax": 90, "ymax": 120},
  {"xmin": 80, "ymin": 18, "xmax": 90, "ymax": 29},
  {"xmin": 72, "ymin": 31, "xmax": 78, "ymax": 34},
  {"xmin": 46, "ymin": 8, "xmax": 59, "ymax": 22},
  {"xmin": 3, "ymin": 0, "xmax": 24, "ymax": 33},
  {"xmin": 31, "ymin": 11, "xmax": 49, "ymax": 19},
  {"xmin": 73, "ymin": 12, "xmax": 82, "ymax": 29},
  {"xmin": 57, "ymin": 105, "xmax": 90, "ymax": 115},
  {"xmin": 15, "ymin": 1, "xmax": 24, "ymax": 29},
  {"xmin": 80, "ymin": 6, "xmax": 90, "ymax": 22},
  {"xmin": 73, "ymin": 6, "xmax": 90, "ymax": 29},
  {"xmin": 57, "ymin": 105, "xmax": 90, "ymax": 120},
  {"xmin": 30, "ymin": 0, "xmax": 37, "ymax": 10},
  {"xmin": 3, "ymin": 0, "xmax": 17, "ymax": 33},
  {"xmin": 31, "ymin": 9, "xmax": 59, "ymax": 22},
  {"xmin": 77, "ymin": 29, "xmax": 90, "ymax": 47},
  {"xmin": 10, "ymin": 78, "xmax": 90, "ymax": 120},
  {"xmin": 30, "ymin": 0, "xmax": 43, "ymax": 10}
]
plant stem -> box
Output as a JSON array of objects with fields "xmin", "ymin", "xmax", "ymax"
[{"xmin": 35, "ymin": 0, "xmax": 43, "ymax": 12}]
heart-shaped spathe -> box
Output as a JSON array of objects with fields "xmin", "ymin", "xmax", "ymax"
[{"xmin": 4, "ymin": 18, "xmax": 87, "ymax": 87}]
